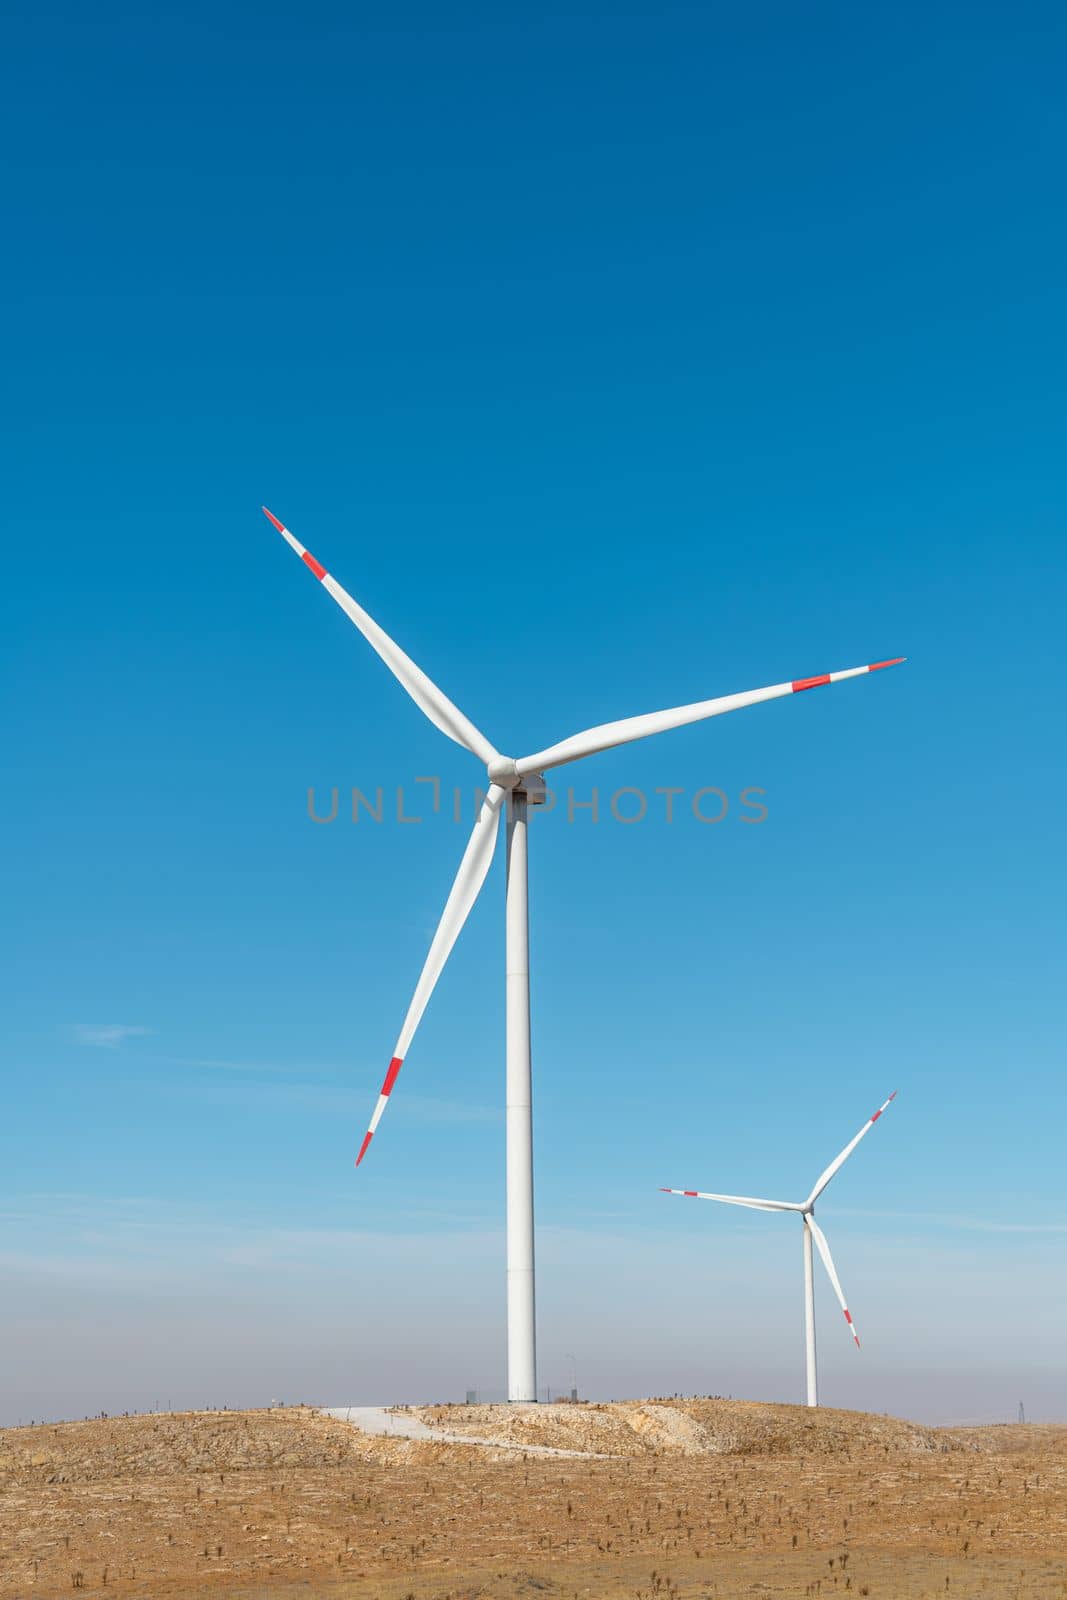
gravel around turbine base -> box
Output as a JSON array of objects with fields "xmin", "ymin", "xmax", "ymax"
[{"xmin": 402, "ymin": 1398, "xmax": 940, "ymax": 1458}]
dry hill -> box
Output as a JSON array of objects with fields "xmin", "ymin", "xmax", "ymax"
[{"xmin": 2, "ymin": 1400, "xmax": 1065, "ymax": 1598}]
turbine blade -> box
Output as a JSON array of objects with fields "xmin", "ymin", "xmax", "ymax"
[
  {"xmin": 808, "ymin": 1216, "xmax": 860, "ymax": 1348},
  {"xmin": 515, "ymin": 658, "xmax": 905, "ymax": 775},
  {"xmin": 806, "ymin": 1090, "xmax": 897, "ymax": 1206},
  {"xmin": 263, "ymin": 507, "xmax": 498, "ymax": 764},
  {"xmin": 356, "ymin": 785, "xmax": 506, "ymax": 1165},
  {"xmin": 659, "ymin": 1188, "xmax": 800, "ymax": 1212}
]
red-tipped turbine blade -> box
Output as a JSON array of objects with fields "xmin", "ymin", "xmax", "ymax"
[
  {"xmin": 659, "ymin": 1187, "xmax": 800, "ymax": 1212},
  {"xmin": 262, "ymin": 507, "xmax": 497, "ymax": 764},
  {"xmin": 353, "ymin": 786, "xmax": 506, "ymax": 1166},
  {"xmin": 808, "ymin": 1217, "xmax": 861, "ymax": 1349},
  {"xmin": 515, "ymin": 657, "xmax": 906, "ymax": 775},
  {"xmin": 807, "ymin": 1090, "xmax": 898, "ymax": 1207}
]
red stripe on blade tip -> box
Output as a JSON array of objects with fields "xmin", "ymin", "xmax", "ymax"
[
  {"xmin": 792, "ymin": 674, "xmax": 831, "ymax": 693},
  {"xmin": 844, "ymin": 1310, "xmax": 853, "ymax": 1323},
  {"xmin": 381, "ymin": 1055, "xmax": 403, "ymax": 1096},
  {"xmin": 301, "ymin": 550, "xmax": 327, "ymax": 581},
  {"xmin": 261, "ymin": 506, "xmax": 285, "ymax": 533},
  {"xmin": 355, "ymin": 1131, "xmax": 373, "ymax": 1167},
  {"xmin": 683, "ymin": 1190, "xmax": 698, "ymax": 1197},
  {"xmin": 869, "ymin": 657, "xmax": 905, "ymax": 671}
]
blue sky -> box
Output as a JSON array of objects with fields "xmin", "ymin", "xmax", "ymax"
[{"xmin": 3, "ymin": 1, "xmax": 1065, "ymax": 1424}]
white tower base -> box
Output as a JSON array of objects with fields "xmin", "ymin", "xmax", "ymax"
[
  {"xmin": 803, "ymin": 1217, "xmax": 818, "ymax": 1407},
  {"xmin": 505, "ymin": 789, "xmax": 536, "ymax": 1402}
]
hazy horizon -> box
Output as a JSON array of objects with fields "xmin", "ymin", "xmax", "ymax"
[{"xmin": 4, "ymin": 1190, "xmax": 1062, "ymax": 1428}]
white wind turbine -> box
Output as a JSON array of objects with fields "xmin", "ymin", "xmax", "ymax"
[
  {"xmin": 263, "ymin": 505, "xmax": 904, "ymax": 1404},
  {"xmin": 661, "ymin": 1091, "xmax": 897, "ymax": 1406}
]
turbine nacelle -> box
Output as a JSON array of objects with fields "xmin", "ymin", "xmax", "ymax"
[{"xmin": 513, "ymin": 771, "xmax": 548, "ymax": 805}]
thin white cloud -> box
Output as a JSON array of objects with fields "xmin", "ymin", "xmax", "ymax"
[
  {"xmin": 826, "ymin": 1206, "xmax": 1067, "ymax": 1235},
  {"xmin": 401, "ymin": 1094, "xmax": 501, "ymax": 1125},
  {"xmin": 166, "ymin": 1056, "xmax": 296, "ymax": 1074},
  {"xmin": 69, "ymin": 1024, "xmax": 152, "ymax": 1049},
  {"xmin": 153, "ymin": 1073, "xmax": 499, "ymax": 1124}
]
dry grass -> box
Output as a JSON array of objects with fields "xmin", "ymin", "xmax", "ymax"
[{"xmin": 1, "ymin": 1401, "xmax": 1065, "ymax": 1598}]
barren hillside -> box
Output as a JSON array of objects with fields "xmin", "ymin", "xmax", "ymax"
[{"xmin": 2, "ymin": 1402, "xmax": 1065, "ymax": 1598}]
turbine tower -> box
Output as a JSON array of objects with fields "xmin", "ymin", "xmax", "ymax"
[
  {"xmin": 662, "ymin": 1091, "xmax": 897, "ymax": 1406},
  {"xmin": 264, "ymin": 505, "xmax": 904, "ymax": 1403}
]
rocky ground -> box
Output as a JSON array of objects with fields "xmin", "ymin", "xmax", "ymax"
[{"xmin": 1, "ymin": 1401, "xmax": 1064, "ymax": 1598}]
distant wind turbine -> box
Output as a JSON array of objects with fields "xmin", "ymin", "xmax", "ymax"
[
  {"xmin": 264, "ymin": 504, "xmax": 904, "ymax": 1404},
  {"xmin": 661, "ymin": 1092, "xmax": 897, "ymax": 1406}
]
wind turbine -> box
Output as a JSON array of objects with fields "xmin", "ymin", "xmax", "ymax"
[
  {"xmin": 661, "ymin": 1090, "xmax": 897, "ymax": 1406},
  {"xmin": 263, "ymin": 505, "xmax": 904, "ymax": 1404}
]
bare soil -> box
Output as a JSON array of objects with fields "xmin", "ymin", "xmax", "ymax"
[{"xmin": 1, "ymin": 1401, "xmax": 1064, "ymax": 1598}]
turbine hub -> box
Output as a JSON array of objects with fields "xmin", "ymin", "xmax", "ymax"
[{"xmin": 487, "ymin": 756, "xmax": 520, "ymax": 788}]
